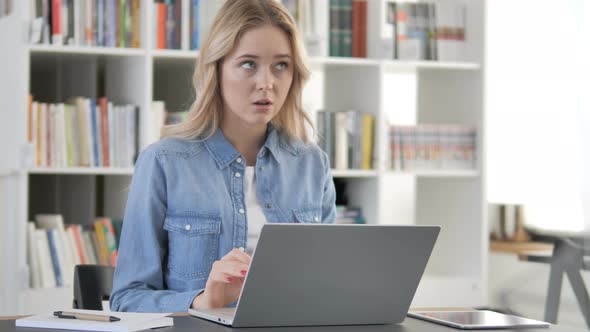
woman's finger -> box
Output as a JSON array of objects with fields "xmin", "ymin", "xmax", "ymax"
[
  {"xmin": 221, "ymin": 247, "xmax": 251, "ymax": 265},
  {"xmin": 211, "ymin": 260, "xmax": 250, "ymax": 279}
]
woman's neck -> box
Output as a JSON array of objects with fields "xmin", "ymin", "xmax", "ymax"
[{"xmin": 220, "ymin": 121, "xmax": 267, "ymax": 166}]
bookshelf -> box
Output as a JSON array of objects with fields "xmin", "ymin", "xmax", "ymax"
[{"xmin": 0, "ymin": 0, "xmax": 487, "ymax": 314}]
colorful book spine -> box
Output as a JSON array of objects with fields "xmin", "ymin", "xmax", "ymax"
[
  {"xmin": 89, "ymin": 98, "xmax": 99, "ymax": 167},
  {"xmin": 191, "ymin": 0, "xmax": 199, "ymax": 50},
  {"xmin": 120, "ymin": 0, "xmax": 127, "ymax": 47},
  {"xmin": 70, "ymin": 225, "xmax": 87, "ymax": 264},
  {"xmin": 46, "ymin": 229, "xmax": 63, "ymax": 287},
  {"xmin": 98, "ymin": 97, "xmax": 110, "ymax": 167},
  {"xmin": 329, "ymin": 0, "xmax": 340, "ymax": 57},
  {"xmin": 131, "ymin": 0, "xmax": 140, "ymax": 47},
  {"xmin": 361, "ymin": 113, "xmax": 374, "ymax": 169},
  {"xmin": 51, "ymin": 0, "xmax": 63, "ymax": 45},
  {"xmin": 94, "ymin": 221, "xmax": 109, "ymax": 265},
  {"xmin": 102, "ymin": 219, "xmax": 118, "ymax": 266},
  {"xmin": 156, "ymin": 2, "xmax": 166, "ymax": 49},
  {"xmin": 339, "ymin": 0, "xmax": 353, "ymax": 57}
]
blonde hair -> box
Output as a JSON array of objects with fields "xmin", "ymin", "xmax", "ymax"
[{"xmin": 161, "ymin": 0, "xmax": 313, "ymax": 143}]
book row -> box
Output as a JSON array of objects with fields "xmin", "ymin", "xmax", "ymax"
[
  {"xmin": 27, "ymin": 214, "xmax": 121, "ymax": 289},
  {"xmin": 29, "ymin": 0, "xmax": 142, "ymax": 47},
  {"xmin": 327, "ymin": 0, "xmax": 368, "ymax": 58},
  {"xmin": 152, "ymin": 0, "xmax": 200, "ymax": 50},
  {"xmin": 389, "ymin": 124, "xmax": 477, "ymax": 171},
  {"xmin": 336, "ymin": 205, "xmax": 365, "ymax": 224},
  {"xmin": 316, "ymin": 110, "xmax": 375, "ymax": 171},
  {"xmin": 386, "ymin": 0, "xmax": 467, "ymax": 61},
  {"xmin": 27, "ymin": 96, "xmax": 139, "ymax": 168}
]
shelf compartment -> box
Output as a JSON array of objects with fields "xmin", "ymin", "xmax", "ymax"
[
  {"xmin": 29, "ymin": 45, "xmax": 146, "ymax": 57},
  {"xmin": 331, "ymin": 169, "xmax": 378, "ymax": 178},
  {"xmin": 382, "ymin": 60, "xmax": 480, "ymax": 72},
  {"xmin": 150, "ymin": 49, "xmax": 199, "ymax": 60},
  {"xmin": 308, "ymin": 56, "xmax": 480, "ymax": 71},
  {"xmin": 309, "ymin": 56, "xmax": 382, "ymax": 68},
  {"xmin": 385, "ymin": 170, "xmax": 479, "ymax": 178}
]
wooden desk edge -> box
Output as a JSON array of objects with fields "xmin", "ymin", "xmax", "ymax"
[{"xmin": 490, "ymin": 240, "xmax": 554, "ymax": 255}]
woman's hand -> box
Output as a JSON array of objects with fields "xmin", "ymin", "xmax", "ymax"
[{"xmin": 191, "ymin": 248, "xmax": 251, "ymax": 309}]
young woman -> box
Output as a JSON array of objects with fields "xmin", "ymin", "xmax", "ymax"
[{"xmin": 110, "ymin": 0, "xmax": 336, "ymax": 313}]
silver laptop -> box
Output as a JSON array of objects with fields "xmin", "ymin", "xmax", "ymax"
[{"xmin": 189, "ymin": 224, "xmax": 440, "ymax": 327}]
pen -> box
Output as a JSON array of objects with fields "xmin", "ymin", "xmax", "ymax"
[{"xmin": 53, "ymin": 311, "xmax": 121, "ymax": 322}]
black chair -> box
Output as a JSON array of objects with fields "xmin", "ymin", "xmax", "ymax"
[{"xmin": 72, "ymin": 265, "xmax": 115, "ymax": 310}]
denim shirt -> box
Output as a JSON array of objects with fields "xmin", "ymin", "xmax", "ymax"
[{"xmin": 110, "ymin": 126, "xmax": 336, "ymax": 313}]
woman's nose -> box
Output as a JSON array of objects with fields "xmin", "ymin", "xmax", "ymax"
[{"xmin": 256, "ymin": 68, "xmax": 273, "ymax": 91}]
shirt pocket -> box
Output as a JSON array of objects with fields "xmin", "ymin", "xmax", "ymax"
[
  {"xmin": 292, "ymin": 207, "xmax": 322, "ymax": 224},
  {"xmin": 164, "ymin": 212, "xmax": 222, "ymax": 279}
]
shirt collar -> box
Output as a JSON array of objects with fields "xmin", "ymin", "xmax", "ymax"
[
  {"xmin": 203, "ymin": 129, "xmax": 241, "ymax": 169},
  {"xmin": 204, "ymin": 124, "xmax": 303, "ymax": 169}
]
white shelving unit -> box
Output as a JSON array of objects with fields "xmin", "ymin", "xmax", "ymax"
[
  {"xmin": 28, "ymin": 168, "xmax": 135, "ymax": 176},
  {"xmin": 0, "ymin": 0, "xmax": 487, "ymax": 315}
]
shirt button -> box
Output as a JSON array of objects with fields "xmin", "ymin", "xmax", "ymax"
[
  {"xmin": 236, "ymin": 158, "xmax": 242, "ymax": 163},
  {"xmin": 314, "ymin": 216, "xmax": 320, "ymax": 222},
  {"xmin": 235, "ymin": 172, "xmax": 241, "ymax": 178},
  {"xmin": 239, "ymin": 208, "xmax": 245, "ymax": 214},
  {"xmin": 185, "ymin": 224, "xmax": 191, "ymax": 231},
  {"xmin": 258, "ymin": 166, "xmax": 264, "ymax": 172},
  {"xmin": 265, "ymin": 203, "xmax": 272, "ymax": 209}
]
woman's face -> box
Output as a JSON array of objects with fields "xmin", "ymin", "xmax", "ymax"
[{"xmin": 220, "ymin": 24, "xmax": 294, "ymax": 131}]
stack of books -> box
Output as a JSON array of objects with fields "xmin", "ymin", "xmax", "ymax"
[
  {"xmin": 328, "ymin": 0, "xmax": 367, "ymax": 58},
  {"xmin": 384, "ymin": 0, "xmax": 467, "ymax": 61},
  {"xmin": 389, "ymin": 124, "xmax": 477, "ymax": 171},
  {"xmin": 316, "ymin": 110, "xmax": 375, "ymax": 170},
  {"xmin": 29, "ymin": 0, "xmax": 142, "ymax": 47},
  {"xmin": 28, "ymin": 96, "xmax": 139, "ymax": 168},
  {"xmin": 27, "ymin": 214, "xmax": 123, "ymax": 289},
  {"xmin": 336, "ymin": 205, "xmax": 365, "ymax": 224},
  {"xmin": 280, "ymin": 0, "xmax": 329, "ymax": 57}
]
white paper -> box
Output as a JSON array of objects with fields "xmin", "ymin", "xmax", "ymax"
[{"xmin": 16, "ymin": 309, "xmax": 173, "ymax": 332}]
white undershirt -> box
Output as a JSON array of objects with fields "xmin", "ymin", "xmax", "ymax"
[{"xmin": 245, "ymin": 166, "xmax": 268, "ymax": 254}]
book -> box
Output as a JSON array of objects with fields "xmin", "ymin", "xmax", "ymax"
[
  {"xmin": 35, "ymin": 229, "xmax": 57, "ymax": 288},
  {"xmin": 36, "ymin": 214, "xmax": 75, "ymax": 286},
  {"xmin": 334, "ymin": 111, "xmax": 349, "ymax": 169},
  {"xmin": 45, "ymin": 229, "xmax": 63, "ymax": 286},
  {"xmin": 27, "ymin": 222, "xmax": 42, "ymax": 289},
  {"xmin": 16, "ymin": 309, "xmax": 173, "ymax": 332},
  {"xmin": 190, "ymin": 0, "xmax": 199, "ymax": 50},
  {"xmin": 51, "ymin": 0, "xmax": 63, "ymax": 45},
  {"xmin": 361, "ymin": 113, "xmax": 374, "ymax": 169}
]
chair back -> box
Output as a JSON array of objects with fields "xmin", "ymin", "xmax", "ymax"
[{"xmin": 72, "ymin": 265, "xmax": 115, "ymax": 310}]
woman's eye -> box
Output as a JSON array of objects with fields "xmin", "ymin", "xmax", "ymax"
[
  {"xmin": 276, "ymin": 62, "xmax": 289, "ymax": 70},
  {"xmin": 240, "ymin": 61, "xmax": 255, "ymax": 69}
]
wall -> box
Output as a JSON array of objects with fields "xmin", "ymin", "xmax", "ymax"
[
  {"xmin": 486, "ymin": 0, "xmax": 589, "ymax": 329},
  {"xmin": 486, "ymin": 0, "xmax": 588, "ymax": 230}
]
